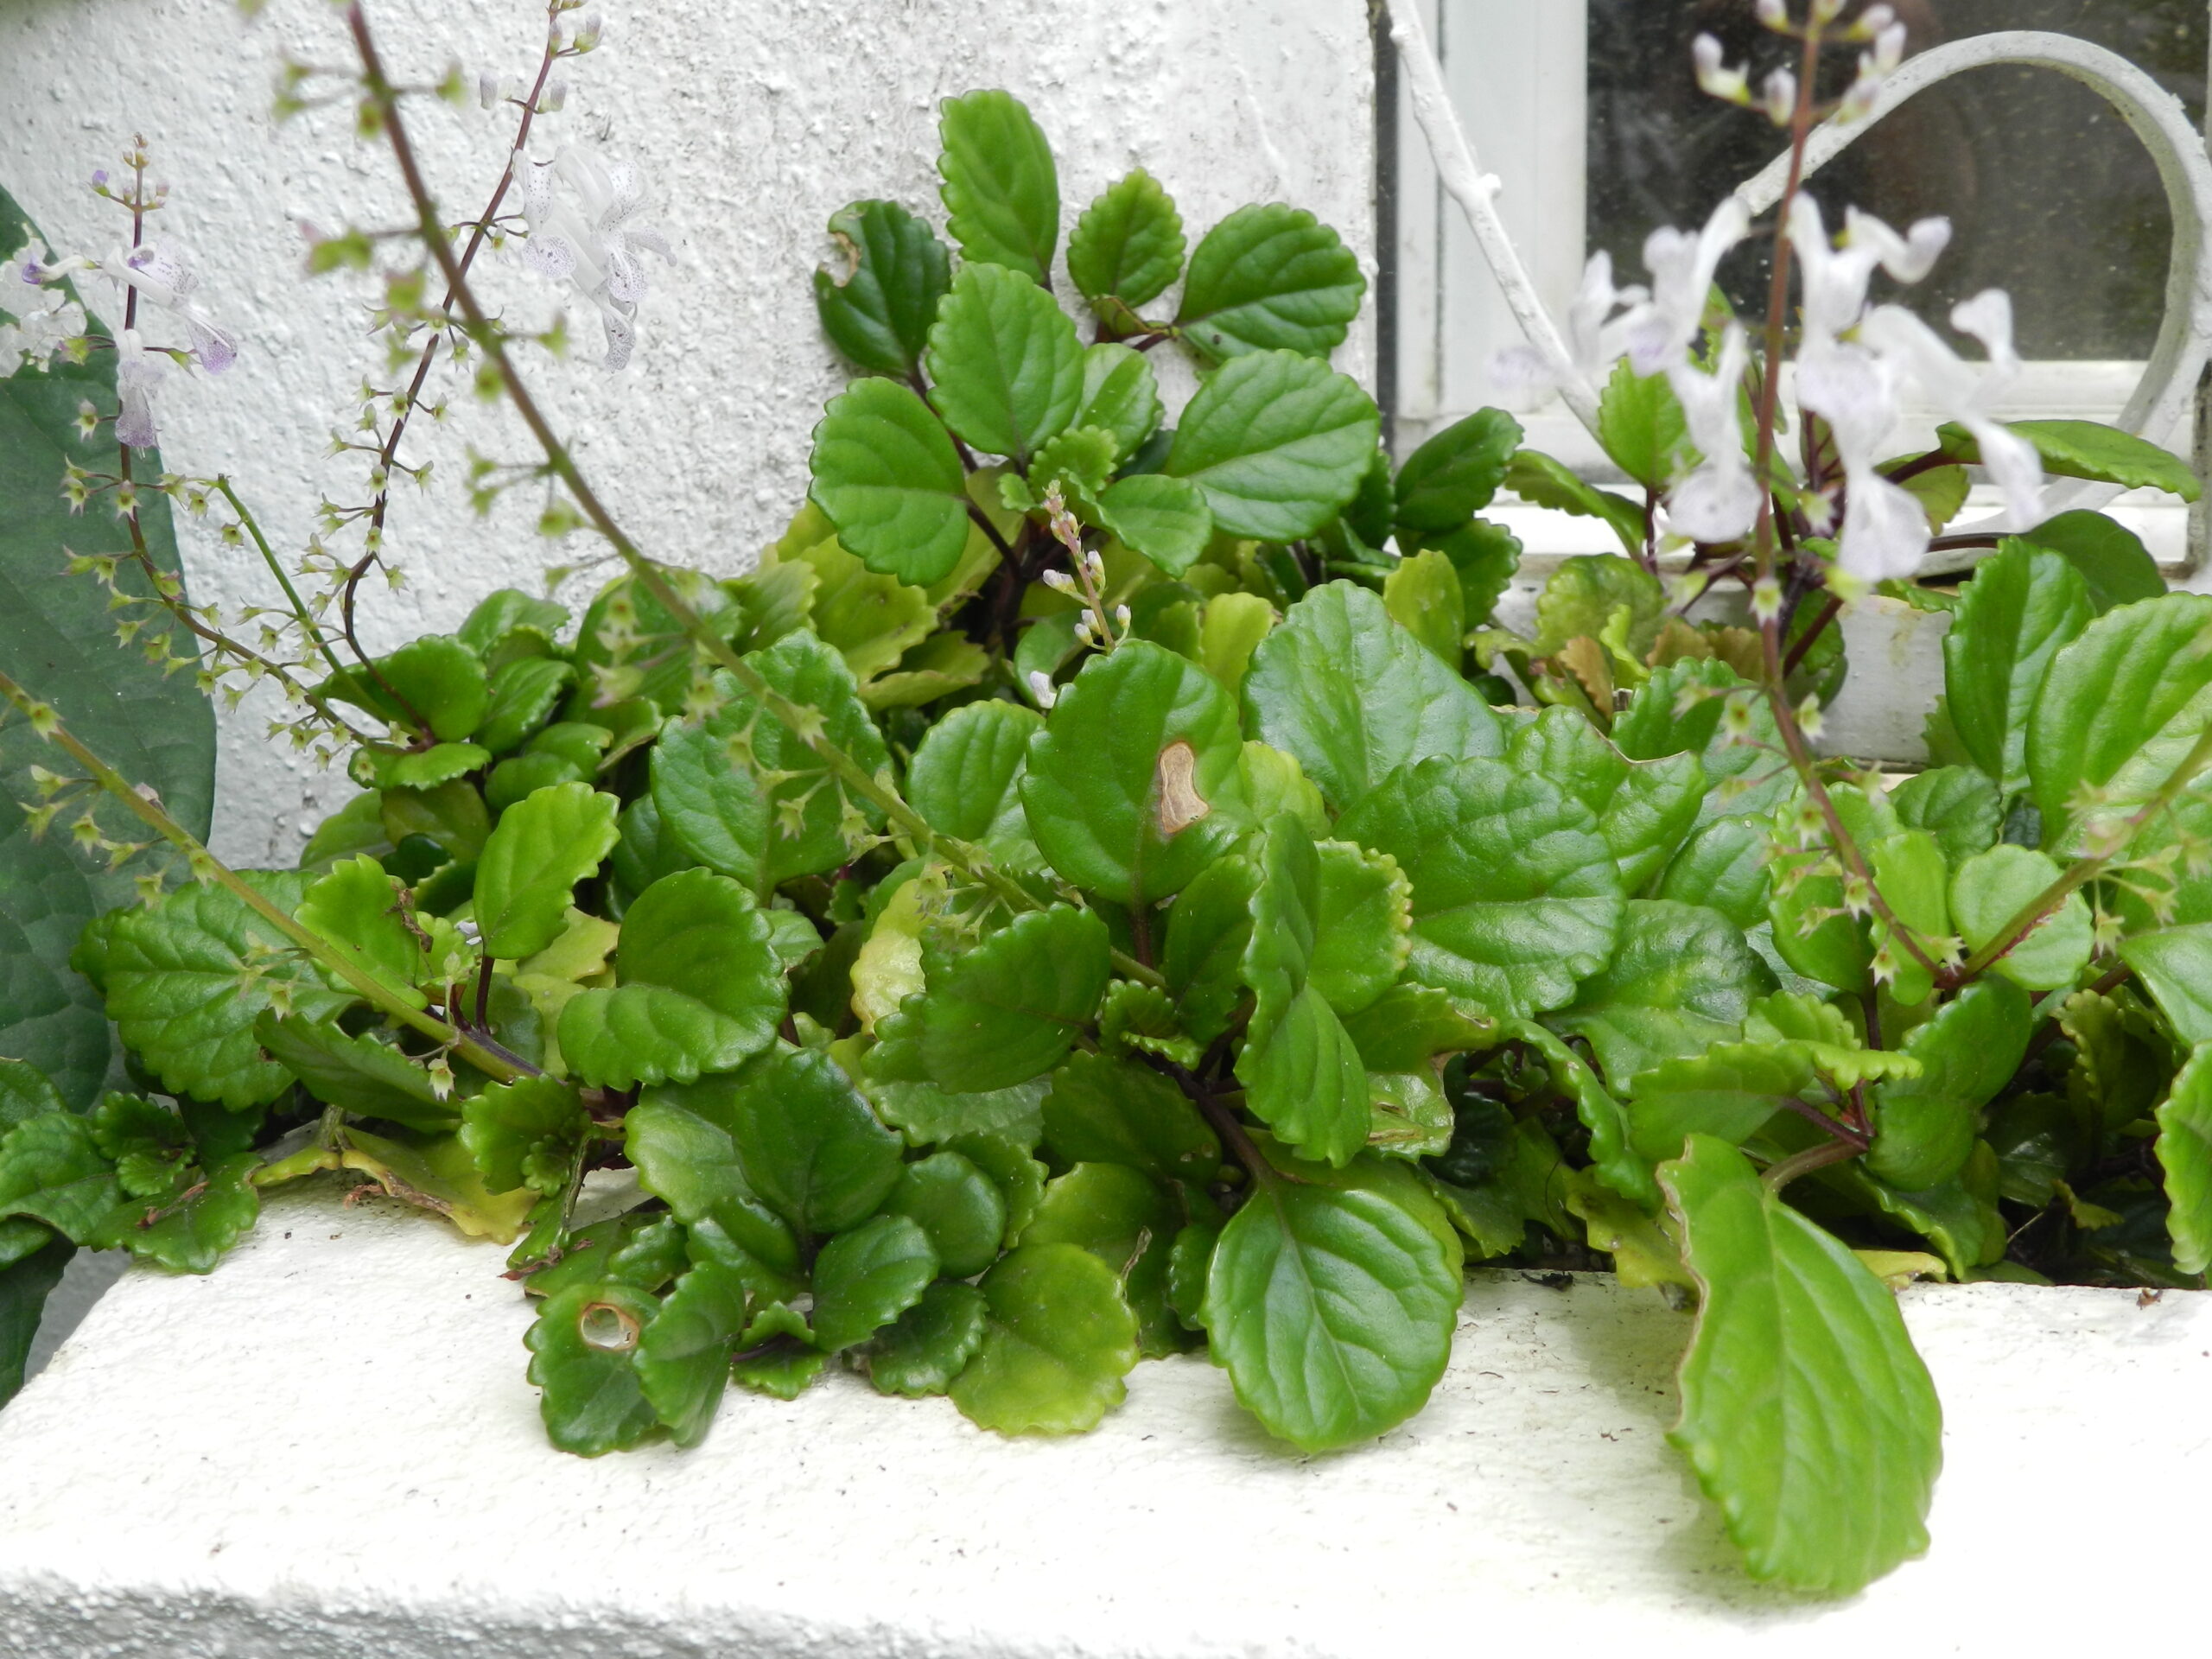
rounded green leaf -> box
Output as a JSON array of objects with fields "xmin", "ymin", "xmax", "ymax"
[
  {"xmin": 474, "ymin": 781, "xmax": 620, "ymax": 961},
  {"xmin": 1096, "ymin": 474, "xmax": 1214, "ymax": 576},
  {"xmin": 1382, "ymin": 547, "xmax": 1465, "ymax": 665},
  {"xmin": 726, "ymin": 1046, "xmax": 905, "ymax": 1239},
  {"xmin": 810, "ymin": 1211, "xmax": 940, "ymax": 1352},
  {"xmin": 2027, "ymin": 593, "xmax": 2212, "ymax": 837},
  {"xmin": 650, "ymin": 716, "xmax": 768, "ymax": 887},
  {"xmin": 1165, "ymin": 351, "xmax": 1382, "ymax": 543},
  {"xmin": 1942, "ymin": 542, "xmax": 2093, "ymax": 795},
  {"xmin": 1655, "ymin": 817, "xmax": 1772, "ymax": 930},
  {"xmin": 524, "ymin": 1281, "xmax": 662, "ymax": 1457},
  {"xmin": 1023, "ymin": 1160, "xmax": 1185, "ymax": 1357},
  {"xmin": 557, "ymin": 868, "xmax": 786, "ymax": 1089},
  {"xmin": 1624, "ymin": 1042, "xmax": 1820, "ymax": 1165},
  {"xmin": 0, "ymin": 1111, "xmax": 122, "ymax": 1243},
  {"xmin": 1039, "ymin": 1050, "xmax": 1220, "ymax": 1185},
  {"xmin": 1336, "ymin": 757, "xmax": 1624, "ymax": 1020},
  {"xmin": 1394, "ymin": 408, "xmax": 1522, "ymax": 532},
  {"xmin": 1161, "ymin": 853, "xmax": 1260, "ymax": 1044},
  {"xmin": 1073, "ymin": 343, "xmax": 1162, "ymax": 460},
  {"xmin": 460, "ymin": 1076, "xmax": 587, "ymax": 1196},
  {"xmin": 1307, "ymin": 840, "xmax": 1412, "ymax": 1016},
  {"xmin": 866, "ymin": 1280, "xmax": 988, "ymax": 1397},
  {"xmin": 1510, "ymin": 705, "xmax": 1704, "ymax": 892},
  {"xmin": 884, "ymin": 1150, "xmax": 1007, "ymax": 1278},
  {"xmin": 459, "ymin": 588, "xmax": 568, "ymax": 658},
  {"xmin": 1948, "ymin": 844, "xmax": 2091, "ymax": 990},
  {"xmin": 1068, "ymin": 168, "xmax": 1185, "ymax": 308},
  {"xmin": 925, "ymin": 263, "xmax": 1084, "ymax": 465},
  {"xmin": 1201, "ymin": 1162, "xmax": 1461, "ymax": 1452},
  {"xmin": 1175, "ymin": 204, "xmax": 1364, "ymax": 362},
  {"xmin": 1549, "ymin": 899, "xmax": 1774, "ymax": 1086},
  {"xmin": 476, "ymin": 656, "xmax": 574, "ymax": 755},
  {"xmin": 1243, "ymin": 582, "xmax": 1502, "ymax": 812},
  {"xmin": 623, "ymin": 1080, "xmax": 800, "ymax": 1276},
  {"xmin": 949, "ymin": 1242, "xmax": 1139, "ymax": 1435},
  {"xmin": 874, "ymin": 906, "xmax": 1111, "ymax": 1093},
  {"xmin": 635, "ymin": 1261, "xmax": 750, "ymax": 1448},
  {"xmin": 2120, "ymin": 924, "xmax": 2212, "ymax": 1045},
  {"xmin": 2000, "ymin": 419, "xmax": 2201, "ymax": 499},
  {"xmin": 1661, "ymin": 1135, "xmax": 1942, "ymax": 1594},
  {"xmin": 937, "ymin": 89, "xmax": 1059, "ymax": 285},
  {"xmin": 325, "ymin": 634, "xmax": 488, "ymax": 743},
  {"xmin": 906, "ymin": 699, "xmax": 1043, "ymax": 855},
  {"xmin": 1889, "ymin": 766, "xmax": 2002, "ymax": 869},
  {"xmin": 256, "ymin": 1016, "xmax": 455, "ymax": 1132},
  {"xmin": 808, "ymin": 377, "xmax": 971, "ymax": 586},
  {"xmin": 2015, "ymin": 509, "xmax": 2165, "ymax": 613},
  {"xmin": 813, "ymin": 198, "xmax": 952, "ymax": 378},
  {"xmin": 1020, "ymin": 640, "xmax": 1247, "ymax": 906},
  {"xmin": 1868, "ymin": 977, "xmax": 2031, "ymax": 1190},
  {"xmin": 1592, "ymin": 359, "xmax": 1688, "ymax": 493}
]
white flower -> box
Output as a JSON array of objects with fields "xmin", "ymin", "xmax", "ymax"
[
  {"xmin": 1664, "ymin": 325, "xmax": 1763, "ymax": 544},
  {"xmin": 1025, "ymin": 670, "xmax": 1058, "ymax": 711},
  {"xmin": 1693, "ymin": 35, "xmax": 1750, "ymax": 105},
  {"xmin": 0, "ymin": 239, "xmax": 87, "ymax": 372},
  {"xmin": 1860, "ymin": 296, "xmax": 2043, "ymax": 531},
  {"xmin": 109, "ymin": 241, "xmax": 237, "ymax": 373},
  {"xmin": 113, "ymin": 329, "xmax": 167, "ymax": 450},
  {"xmin": 1626, "ymin": 197, "xmax": 1751, "ymax": 376},
  {"xmin": 1789, "ymin": 198, "xmax": 1949, "ymax": 349},
  {"xmin": 521, "ymin": 146, "xmax": 672, "ymax": 371}
]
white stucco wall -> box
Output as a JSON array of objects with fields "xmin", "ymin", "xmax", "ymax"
[{"xmin": 1, "ymin": 0, "xmax": 1376, "ymax": 867}]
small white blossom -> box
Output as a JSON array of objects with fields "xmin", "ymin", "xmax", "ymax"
[
  {"xmin": 1626, "ymin": 197, "xmax": 1751, "ymax": 376},
  {"xmin": 1493, "ymin": 250, "xmax": 1649, "ymax": 396},
  {"xmin": 1025, "ymin": 670, "xmax": 1058, "ymax": 711},
  {"xmin": 110, "ymin": 241, "xmax": 238, "ymax": 373},
  {"xmin": 521, "ymin": 146, "xmax": 672, "ymax": 371},
  {"xmin": 1755, "ymin": 0, "xmax": 1789, "ymax": 27},
  {"xmin": 1664, "ymin": 325, "xmax": 1763, "ymax": 544},
  {"xmin": 1693, "ymin": 35, "xmax": 1751, "ymax": 105},
  {"xmin": 1759, "ymin": 68, "xmax": 1799, "ymax": 125},
  {"xmin": 0, "ymin": 239, "xmax": 87, "ymax": 372},
  {"xmin": 113, "ymin": 328, "xmax": 167, "ymax": 450}
]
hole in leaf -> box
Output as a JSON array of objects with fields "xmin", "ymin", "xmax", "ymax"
[{"xmin": 578, "ymin": 1300, "xmax": 641, "ymax": 1351}]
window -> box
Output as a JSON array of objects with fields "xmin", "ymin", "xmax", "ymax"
[{"xmin": 1385, "ymin": 0, "xmax": 2211, "ymax": 566}]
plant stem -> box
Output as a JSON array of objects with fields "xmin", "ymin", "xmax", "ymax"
[
  {"xmin": 212, "ymin": 475, "xmax": 352, "ymax": 684},
  {"xmin": 0, "ymin": 664, "xmax": 531, "ymax": 1084},
  {"xmin": 1762, "ymin": 1135, "xmax": 1863, "ymax": 1193},
  {"xmin": 346, "ymin": 4, "xmax": 1166, "ymax": 990}
]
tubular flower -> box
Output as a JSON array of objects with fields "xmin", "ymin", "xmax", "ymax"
[
  {"xmin": 1664, "ymin": 324, "xmax": 1762, "ymax": 545},
  {"xmin": 112, "ymin": 329, "xmax": 167, "ymax": 451},
  {"xmin": 521, "ymin": 147, "xmax": 673, "ymax": 370},
  {"xmin": 110, "ymin": 241, "xmax": 238, "ymax": 373},
  {"xmin": 0, "ymin": 239, "xmax": 88, "ymax": 372}
]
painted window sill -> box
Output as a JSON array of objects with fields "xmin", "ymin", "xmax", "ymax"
[{"xmin": 3, "ymin": 1185, "xmax": 2207, "ymax": 1657}]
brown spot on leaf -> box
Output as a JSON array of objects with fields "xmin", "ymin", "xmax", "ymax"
[{"xmin": 1154, "ymin": 739, "xmax": 1210, "ymax": 836}]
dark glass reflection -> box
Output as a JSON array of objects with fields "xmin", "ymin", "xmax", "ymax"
[{"xmin": 1587, "ymin": 1, "xmax": 2206, "ymax": 358}]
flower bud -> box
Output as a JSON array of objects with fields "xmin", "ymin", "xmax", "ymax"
[
  {"xmin": 541, "ymin": 79, "xmax": 568, "ymax": 113},
  {"xmin": 1754, "ymin": 0, "xmax": 1789, "ymax": 27},
  {"xmin": 1693, "ymin": 35, "xmax": 1751, "ymax": 105},
  {"xmin": 479, "ymin": 72, "xmax": 500, "ymax": 110}
]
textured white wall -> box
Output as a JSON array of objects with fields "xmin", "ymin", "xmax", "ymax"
[{"xmin": 1, "ymin": 0, "xmax": 1376, "ymax": 866}]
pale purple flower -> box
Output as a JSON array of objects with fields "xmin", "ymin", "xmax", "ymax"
[
  {"xmin": 110, "ymin": 241, "xmax": 238, "ymax": 373},
  {"xmin": 0, "ymin": 239, "xmax": 88, "ymax": 373},
  {"xmin": 521, "ymin": 146, "xmax": 671, "ymax": 371},
  {"xmin": 113, "ymin": 329, "xmax": 166, "ymax": 449}
]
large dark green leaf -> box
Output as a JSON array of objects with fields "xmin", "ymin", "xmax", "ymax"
[
  {"xmin": 1394, "ymin": 409, "xmax": 1522, "ymax": 533},
  {"xmin": 1165, "ymin": 352, "xmax": 1381, "ymax": 542},
  {"xmin": 1942, "ymin": 542, "xmax": 2092, "ymax": 796},
  {"xmin": 813, "ymin": 199, "xmax": 952, "ymax": 379},
  {"xmin": 724, "ymin": 1046, "xmax": 904, "ymax": 1240},
  {"xmin": 1661, "ymin": 1135, "xmax": 1942, "ymax": 1593},
  {"xmin": 1039, "ymin": 1050, "xmax": 1220, "ymax": 1185},
  {"xmin": 0, "ymin": 1231, "xmax": 72, "ymax": 1408},
  {"xmin": 1174, "ymin": 204, "xmax": 1364, "ymax": 363},
  {"xmin": 1, "ymin": 186, "xmax": 215, "ymax": 1107},
  {"xmin": 2017, "ymin": 510, "xmax": 2165, "ymax": 613},
  {"xmin": 1243, "ymin": 582, "xmax": 1501, "ymax": 812},
  {"xmin": 937, "ymin": 89, "xmax": 1060, "ymax": 285},
  {"xmin": 1548, "ymin": 900, "xmax": 1772, "ymax": 1085},
  {"xmin": 925, "ymin": 263, "xmax": 1084, "ymax": 466}
]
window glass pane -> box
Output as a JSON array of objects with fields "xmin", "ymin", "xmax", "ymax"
[{"xmin": 1586, "ymin": 1, "xmax": 2206, "ymax": 359}]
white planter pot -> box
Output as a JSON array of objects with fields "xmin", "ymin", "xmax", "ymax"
[{"xmin": 3, "ymin": 1185, "xmax": 2206, "ymax": 1656}]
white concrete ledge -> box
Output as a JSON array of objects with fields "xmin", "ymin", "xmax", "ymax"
[{"xmin": 3, "ymin": 1185, "xmax": 2209, "ymax": 1657}]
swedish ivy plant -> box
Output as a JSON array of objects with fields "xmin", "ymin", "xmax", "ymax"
[{"xmin": 5, "ymin": 0, "xmax": 2212, "ymax": 1602}]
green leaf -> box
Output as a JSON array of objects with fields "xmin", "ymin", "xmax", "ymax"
[
  {"xmin": 1948, "ymin": 844, "xmax": 2091, "ymax": 991},
  {"xmin": 293, "ymin": 854, "xmax": 436, "ymax": 1009},
  {"xmin": 2018, "ymin": 510, "xmax": 2165, "ymax": 614},
  {"xmin": 1201, "ymin": 1156, "xmax": 1462, "ymax": 1452},
  {"xmin": 460, "ymin": 1076, "xmax": 587, "ymax": 1196},
  {"xmin": 254, "ymin": 1016, "xmax": 456, "ymax": 1131},
  {"xmin": 1425, "ymin": 518, "xmax": 1522, "ymax": 628},
  {"xmin": 1942, "ymin": 418, "xmax": 2200, "ymax": 500},
  {"xmin": 925, "ymin": 263, "xmax": 1084, "ymax": 465},
  {"xmin": 2027, "ymin": 593, "xmax": 2212, "ymax": 836},
  {"xmin": 1625, "ymin": 1043, "xmax": 1818, "ymax": 1165},
  {"xmin": 906, "ymin": 700, "xmax": 1041, "ymax": 861},
  {"xmin": 458, "ymin": 588, "xmax": 568, "ymax": 658},
  {"xmin": 1395, "ymin": 408, "xmax": 1522, "ymax": 533},
  {"xmin": 1942, "ymin": 542, "xmax": 2092, "ymax": 795},
  {"xmin": 1243, "ymin": 582, "xmax": 1502, "ymax": 812},
  {"xmin": 874, "ymin": 906, "xmax": 1110, "ymax": 1092},
  {"xmin": 1337, "ymin": 757, "xmax": 1624, "ymax": 1020},
  {"xmin": 1235, "ymin": 817, "xmax": 1371, "ymax": 1166},
  {"xmin": 865, "ymin": 1074, "xmax": 1049, "ymax": 1147},
  {"xmin": 1175, "ymin": 204, "xmax": 1364, "ymax": 362},
  {"xmin": 1096, "ymin": 474, "xmax": 1213, "ymax": 576},
  {"xmin": 1023, "ymin": 1161, "xmax": 1185, "ymax": 1356},
  {"xmin": 810, "ymin": 1212, "xmax": 939, "ymax": 1352},
  {"xmin": 557, "ymin": 868, "xmax": 787, "ymax": 1089},
  {"xmin": 1161, "ymin": 853, "xmax": 1258, "ymax": 1043},
  {"xmin": 808, "ymin": 377, "xmax": 972, "ymax": 586},
  {"xmin": 104, "ymin": 870, "xmax": 351, "ymax": 1110},
  {"xmin": 476, "ymin": 656, "xmax": 574, "ymax": 756},
  {"xmin": 1889, "ymin": 767, "xmax": 2001, "ymax": 869},
  {"xmin": 950, "ymin": 1242, "xmax": 1139, "ymax": 1434},
  {"xmin": 937, "ymin": 88, "xmax": 1059, "ymax": 285},
  {"xmin": 1020, "ymin": 640, "xmax": 1245, "ymax": 906},
  {"xmin": 1068, "ymin": 169, "xmax": 1185, "ymax": 309},
  {"xmin": 474, "ymin": 782, "xmax": 620, "ymax": 961},
  {"xmin": 0, "ymin": 1232, "xmax": 71, "ymax": 1408},
  {"xmin": 525, "ymin": 1281, "xmax": 661, "ymax": 1456},
  {"xmin": 323, "ymin": 635, "xmax": 488, "ymax": 742},
  {"xmin": 1382, "ymin": 548, "xmax": 1465, "ymax": 664},
  {"xmin": 1072, "ymin": 343, "xmax": 1162, "ymax": 460},
  {"xmin": 2155, "ymin": 1044, "xmax": 2212, "ymax": 1275},
  {"xmin": 729, "ymin": 1302, "xmax": 828, "ymax": 1399},
  {"xmin": 0, "ymin": 1111, "xmax": 120, "ymax": 1243},
  {"xmin": 92, "ymin": 1152, "xmax": 260, "ymax": 1273},
  {"xmin": 883, "ymin": 1150, "xmax": 1007, "ymax": 1278},
  {"xmin": 1593, "ymin": 359, "xmax": 1688, "ymax": 490},
  {"xmin": 1868, "ymin": 978, "xmax": 2031, "ymax": 1190},
  {"xmin": 357, "ymin": 741, "xmax": 487, "ymax": 793},
  {"xmin": 648, "ymin": 715, "xmax": 768, "ymax": 887},
  {"xmin": 2120, "ymin": 925, "xmax": 2212, "ymax": 1044},
  {"xmin": 726, "ymin": 1046, "xmax": 904, "ymax": 1239},
  {"xmin": 813, "ymin": 198, "xmax": 952, "ymax": 379},
  {"xmin": 865, "ymin": 1280, "xmax": 988, "ymax": 1397},
  {"xmin": 1655, "ymin": 817, "xmax": 1772, "ymax": 930},
  {"xmin": 1534, "ymin": 553, "xmax": 1664, "ymax": 659},
  {"xmin": 1165, "ymin": 352, "xmax": 1382, "ymax": 542},
  {"xmin": 1504, "ymin": 450, "xmax": 1643, "ymax": 555},
  {"xmin": 1340, "ymin": 982, "xmax": 1495, "ymax": 1072},
  {"xmin": 1039, "ymin": 1050, "xmax": 1220, "ymax": 1185},
  {"xmin": 634, "ymin": 1260, "xmax": 749, "ymax": 1448},
  {"xmin": 1615, "ymin": 660, "xmax": 1793, "ymax": 831},
  {"xmin": 1, "ymin": 192, "xmax": 214, "ymax": 1104},
  {"xmin": 1549, "ymin": 899, "xmax": 1773, "ymax": 1085},
  {"xmin": 791, "ymin": 535, "xmax": 935, "ymax": 684},
  {"xmin": 623, "ymin": 1080, "xmax": 801, "ymax": 1278},
  {"xmin": 1661, "ymin": 1135, "xmax": 1942, "ymax": 1593},
  {"xmin": 0, "ymin": 1060, "xmax": 65, "ymax": 1135},
  {"xmin": 1510, "ymin": 1020, "xmax": 1656, "ymax": 1207},
  {"xmin": 1308, "ymin": 839, "xmax": 1413, "ymax": 1015},
  {"xmin": 1510, "ymin": 706, "xmax": 1704, "ymax": 890}
]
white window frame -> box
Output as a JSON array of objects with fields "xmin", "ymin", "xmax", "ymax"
[{"xmin": 1386, "ymin": 0, "xmax": 2210, "ymax": 575}]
